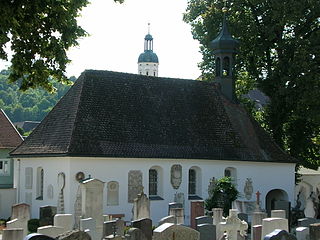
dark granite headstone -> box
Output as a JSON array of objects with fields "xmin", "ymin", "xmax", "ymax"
[
  {"xmin": 39, "ymin": 206, "xmax": 57, "ymax": 226},
  {"xmin": 103, "ymin": 219, "xmax": 125, "ymax": 237},
  {"xmin": 298, "ymin": 218, "xmax": 320, "ymax": 227},
  {"xmin": 197, "ymin": 223, "xmax": 216, "ymax": 240},
  {"xmin": 132, "ymin": 218, "xmax": 152, "ymax": 240},
  {"xmin": 125, "ymin": 227, "xmax": 147, "ymax": 240},
  {"xmin": 263, "ymin": 229, "xmax": 297, "ymax": 240},
  {"xmin": 23, "ymin": 233, "xmax": 55, "ymax": 240},
  {"xmin": 195, "ymin": 216, "xmax": 213, "ymax": 230},
  {"xmin": 310, "ymin": 223, "xmax": 320, "ymax": 240},
  {"xmin": 238, "ymin": 213, "xmax": 248, "ymax": 223}
]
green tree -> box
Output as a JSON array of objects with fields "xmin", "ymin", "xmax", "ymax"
[
  {"xmin": 184, "ymin": 0, "xmax": 320, "ymax": 169},
  {"xmin": 0, "ymin": 0, "xmax": 123, "ymax": 92},
  {"xmin": 205, "ymin": 177, "xmax": 239, "ymax": 216}
]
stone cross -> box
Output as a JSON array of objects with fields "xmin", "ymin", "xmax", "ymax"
[
  {"xmin": 256, "ymin": 191, "xmax": 261, "ymax": 204},
  {"xmin": 220, "ymin": 209, "xmax": 248, "ymax": 240}
]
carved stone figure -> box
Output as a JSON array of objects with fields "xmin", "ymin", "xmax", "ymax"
[
  {"xmin": 244, "ymin": 178, "xmax": 253, "ymax": 200},
  {"xmin": 170, "ymin": 164, "xmax": 182, "ymax": 190},
  {"xmin": 208, "ymin": 177, "xmax": 216, "ymax": 198},
  {"xmin": 57, "ymin": 172, "xmax": 65, "ymax": 213},
  {"xmin": 128, "ymin": 170, "xmax": 143, "ymax": 203}
]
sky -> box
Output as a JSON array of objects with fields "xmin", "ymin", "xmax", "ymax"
[{"xmin": 0, "ymin": 0, "xmax": 203, "ymax": 80}]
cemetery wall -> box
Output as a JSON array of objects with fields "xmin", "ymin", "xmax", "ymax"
[{"xmin": 14, "ymin": 156, "xmax": 295, "ymax": 222}]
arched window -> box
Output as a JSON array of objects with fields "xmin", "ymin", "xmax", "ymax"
[
  {"xmin": 216, "ymin": 57, "xmax": 221, "ymax": 77},
  {"xmin": 149, "ymin": 166, "xmax": 163, "ymax": 200},
  {"xmin": 223, "ymin": 56, "xmax": 230, "ymax": 76},
  {"xmin": 36, "ymin": 167, "xmax": 44, "ymax": 200},
  {"xmin": 224, "ymin": 167, "xmax": 237, "ymax": 184},
  {"xmin": 107, "ymin": 181, "xmax": 119, "ymax": 206},
  {"xmin": 188, "ymin": 166, "xmax": 202, "ymax": 199},
  {"xmin": 149, "ymin": 169, "xmax": 158, "ymax": 196}
]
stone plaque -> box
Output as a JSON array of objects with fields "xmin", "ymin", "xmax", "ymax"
[
  {"xmin": 128, "ymin": 170, "xmax": 143, "ymax": 203},
  {"xmin": 244, "ymin": 178, "xmax": 253, "ymax": 200},
  {"xmin": 47, "ymin": 184, "xmax": 54, "ymax": 199},
  {"xmin": 170, "ymin": 164, "xmax": 182, "ymax": 190}
]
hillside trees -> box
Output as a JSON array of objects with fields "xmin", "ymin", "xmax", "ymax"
[
  {"xmin": 184, "ymin": 0, "xmax": 320, "ymax": 168},
  {"xmin": 0, "ymin": 0, "xmax": 123, "ymax": 92}
]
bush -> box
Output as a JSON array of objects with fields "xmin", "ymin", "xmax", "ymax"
[
  {"xmin": 205, "ymin": 177, "xmax": 239, "ymax": 216},
  {"xmin": 28, "ymin": 218, "xmax": 40, "ymax": 233}
]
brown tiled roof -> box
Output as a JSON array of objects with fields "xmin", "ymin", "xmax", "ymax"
[
  {"xmin": 10, "ymin": 70, "xmax": 295, "ymax": 163},
  {"xmin": 0, "ymin": 109, "xmax": 24, "ymax": 149}
]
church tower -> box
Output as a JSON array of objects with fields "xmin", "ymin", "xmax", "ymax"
[
  {"xmin": 210, "ymin": 7, "xmax": 239, "ymax": 102},
  {"xmin": 138, "ymin": 24, "xmax": 159, "ymax": 77}
]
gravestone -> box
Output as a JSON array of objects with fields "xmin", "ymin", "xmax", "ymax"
[
  {"xmin": 57, "ymin": 172, "xmax": 66, "ymax": 214},
  {"xmin": 274, "ymin": 200, "xmax": 291, "ymax": 220},
  {"xmin": 55, "ymin": 230, "xmax": 92, "ymax": 240},
  {"xmin": 54, "ymin": 214, "xmax": 73, "ymax": 233},
  {"xmin": 80, "ymin": 217, "xmax": 96, "ymax": 240},
  {"xmin": 252, "ymin": 225, "xmax": 262, "ymax": 240},
  {"xmin": 298, "ymin": 218, "xmax": 320, "ymax": 227},
  {"xmin": 24, "ymin": 233, "xmax": 55, "ymax": 240},
  {"xmin": 153, "ymin": 223, "xmax": 200, "ymax": 240},
  {"xmin": 39, "ymin": 206, "xmax": 57, "ymax": 226},
  {"xmin": 128, "ymin": 170, "xmax": 143, "ymax": 203},
  {"xmin": 212, "ymin": 208, "xmax": 224, "ymax": 240},
  {"xmin": 103, "ymin": 219, "xmax": 125, "ymax": 238},
  {"xmin": 174, "ymin": 192, "xmax": 185, "ymax": 208},
  {"xmin": 271, "ymin": 210, "xmax": 286, "ymax": 219},
  {"xmin": 133, "ymin": 191, "xmax": 150, "ymax": 220},
  {"xmin": 169, "ymin": 208, "xmax": 184, "ymax": 225},
  {"xmin": 309, "ymin": 223, "xmax": 320, "ymax": 240},
  {"xmin": 37, "ymin": 225, "xmax": 65, "ymax": 238},
  {"xmin": 197, "ymin": 223, "xmax": 216, "ymax": 240},
  {"xmin": 252, "ymin": 212, "xmax": 267, "ymax": 234},
  {"xmin": 191, "ymin": 201, "xmax": 205, "ymax": 229},
  {"xmin": 261, "ymin": 218, "xmax": 288, "ymax": 240},
  {"xmin": 6, "ymin": 218, "xmax": 29, "ymax": 238},
  {"xmin": 295, "ymin": 226, "xmax": 309, "ymax": 240},
  {"xmin": 168, "ymin": 202, "xmax": 183, "ymax": 215},
  {"xmin": 158, "ymin": 215, "xmax": 175, "ymax": 226},
  {"xmin": 237, "ymin": 213, "xmax": 248, "ymax": 223},
  {"xmin": 132, "ymin": 218, "xmax": 152, "ymax": 240},
  {"xmin": 80, "ymin": 178, "xmax": 105, "ymax": 239},
  {"xmin": 11, "ymin": 203, "xmax": 30, "ymax": 220},
  {"xmin": 3, "ymin": 228, "xmax": 24, "ymax": 240},
  {"xmin": 195, "ymin": 216, "xmax": 212, "ymax": 230},
  {"xmin": 219, "ymin": 209, "xmax": 248, "ymax": 240},
  {"xmin": 125, "ymin": 228, "xmax": 147, "ymax": 240},
  {"xmin": 263, "ymin": 229, "xmax": 297, "ymax": 240}
]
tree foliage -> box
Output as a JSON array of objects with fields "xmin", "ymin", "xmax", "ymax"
[
  {"xmin": 184, "ymin": 0, "xmax": 320, "ymax": 168},
  {"xmin": 0, "ymin": 69, "xmax": 73, "ymax": 122},
  {"xmin": 205, "ymin": 177, "xmax": 239, "ymax": 216},
  {"xmin": 0, "ymin": 0, "xmax": 123, "ymax": 92}
]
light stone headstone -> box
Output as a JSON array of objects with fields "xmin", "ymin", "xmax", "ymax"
[
  {"xmin": 169, "ymin": 208, "xmax": 184, "ymax": 225},
  {"xmin": 128, "ymin": 170, "xmax": 143, "ymax": 203},
  {"xmin": 271, "ymin": 210, "xmax": 286, "ymax": 219},
  {"xmin": 54, "ymin": 214, "xmax": 73, "ymax": 233},
  {"xmin": 37, "ymin": 225, "xmax": 65, "ymax": 238},
  {"xmin": 80, "ymin": 217, "xmax": 96, "ymax": 240},
  {"xmin": 309, "ymin": 223, "xmax": 320, "ymax": 240},
  {"xmin": 6, "ymin": 218, "xmax": 29, "ymax": 238},
  {"xmin": 158, "ymin": 215, "xmax": 175, "ymax": 226},
  {"xmin": 3, "ymin": 228, "xmax": 24, "ymax": 240},
  {"xmin": 261, "ymin": 218, "xmax": 288, "ymax": 240},
  {"xmin": 11, "ymin": 203, "xmax": 30, "ymax": 220},
  {"xmin": 80, "ymin": 178, "xmax": 105, "ymax": 240},
  {"xmin": 153, "ymin": 223, "xmax": 200, "ymax": 240},
  {"xmin": 263, "ymin": 229, "xmax": 297, "ymax": 240},
  {"xmin": 125, "ymin": 227, "xmax": 147, "ymax": 240},
  {"xmin": 219, "ymin": 209, "xmax": 248, "ymax": 240},
  {"xmin": 212, "ymin": 208, "xmax": 224, "ymax": 240},
  {"xmin": 252, "ymin": 212, "xmax": 268, "ymax": 234},
  {"xmin": 132, "ymin": 218, "xmax": 152, "ymax": 240},
  {"xmin": 133, "ymin": 191, "xmax": 150, "ymax": 220},
  {"xmin": 295, "ymin": 226, "xmax": 309, "ymax": 240},
  {"xmin": 197, "ymin": 223, "xmax": 216, "ymax": 240}
]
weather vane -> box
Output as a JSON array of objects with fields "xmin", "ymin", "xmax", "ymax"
[{"xmin": 148, "ymin": 23, "xmax": 150, "ymax": 34}]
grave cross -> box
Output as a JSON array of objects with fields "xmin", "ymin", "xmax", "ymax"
[
  {"xmin": 112, "ymin": 221, "xmax": 117, "ymax": 237},
  {"xmin": 256, "ymin": 191, "xmax": 261, "ymax": 204},
  {"xmin": 220, "ymin": 209, "xmax": 248, "ymax": 240}
]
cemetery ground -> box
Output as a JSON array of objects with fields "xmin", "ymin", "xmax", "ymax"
[{"xmin": 0, "ymin": 178, "xmax": 319, "ymax": 240}]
